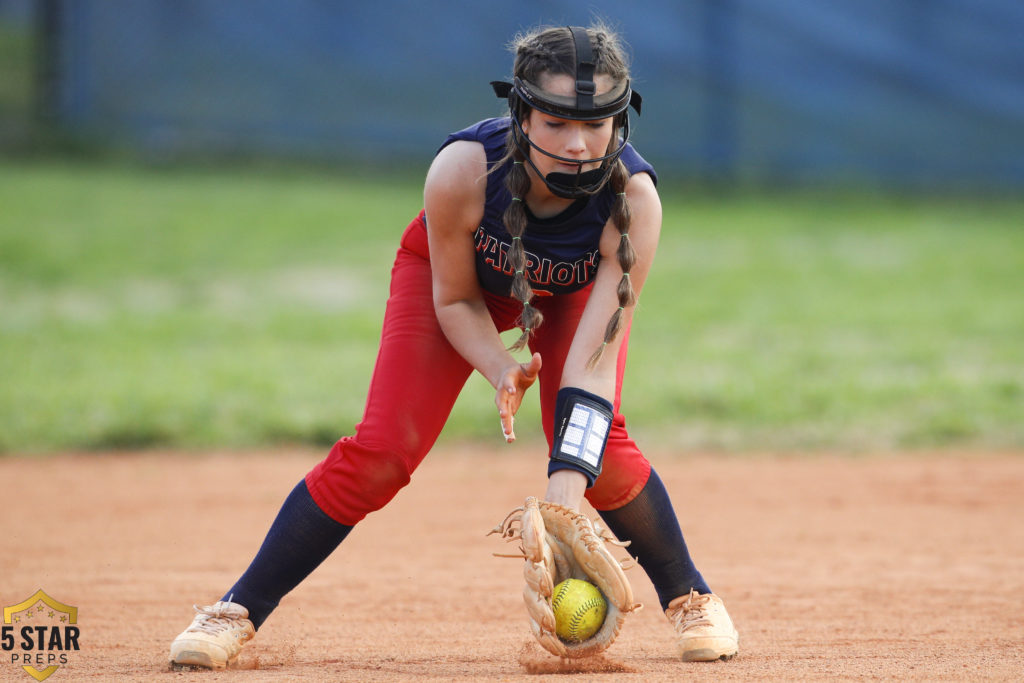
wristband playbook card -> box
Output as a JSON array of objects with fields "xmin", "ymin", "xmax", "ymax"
[{"xmin": 549, "ymin": 387, "xmax": 614, "ymax": 484}]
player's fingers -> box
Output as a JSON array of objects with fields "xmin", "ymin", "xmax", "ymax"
[
  {"xmin": 522, "ymin": 352, "xmax": 542, "ymax": 379},
  {"xmin": 501, "ymin": 413, "xmax": 515, "ymax": 443},
  {"xmin": 496, "ymin": 384, "xmax": 517, "ymax": 443},
  {"xmin": 498, "ymin": 399, "xmax": 515, "ymax": 442},
  {"xmin": 496, "ymin": 381, "xmax": 517, "ymax": 412}
]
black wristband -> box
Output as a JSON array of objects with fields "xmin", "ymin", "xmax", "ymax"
[{"xmin": 547, "ymin": 386, "xmax": 614, "ymax": 487}]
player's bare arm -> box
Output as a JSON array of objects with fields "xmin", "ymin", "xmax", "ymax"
[
  {"xmin": 545, "ymin": 171, "xmax": 661, "ymax": 508},
  {"xmin": 424, "ymin": 140, "xmax": 542, "ymax": 442},
  {"xmin": 562, "ymin": 170, "xmax": 661, "ymax": 396}
]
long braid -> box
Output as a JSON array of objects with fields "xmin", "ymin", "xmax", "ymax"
[
  {"xmin": 586, "ymin": 155, "xmax": 636, "ymax": 369},
  {"xmin": 499, "ymin": 33, "xmax": 560, "ymax": 351},
  {"xmin": 503, "ymin": 138, "xmax": 544, "ymax": 352}
]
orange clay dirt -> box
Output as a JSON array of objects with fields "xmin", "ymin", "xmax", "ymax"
[{"xmin": 1, "ymin": 447, "xmax": 1022, "ymax": 681}]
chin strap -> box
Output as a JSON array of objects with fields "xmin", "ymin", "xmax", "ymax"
[{"xmin": 505, "ymin": 108, "xmax": 629, "ymax": 199}]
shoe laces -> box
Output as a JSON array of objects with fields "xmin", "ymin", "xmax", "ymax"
[
  {"xmin": 667, "ymin": 589, "xmax": 713, "ymax": 633},
  {"xmin": 187, "ymin": 602, "xmax": 245, "ymax": 636}
]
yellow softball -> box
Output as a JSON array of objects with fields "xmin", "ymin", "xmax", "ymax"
[{"xmin": 550, "ymin": 578, "xmax": 607, "ymax": 642}]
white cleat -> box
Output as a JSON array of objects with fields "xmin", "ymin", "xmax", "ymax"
[
  {"xmin": 169, "ymin": 600, "xmax": 255, "ymax": 670},
  {"xmin": 665, "ymin": 589, "xmax": 739, "ymax": 662}
]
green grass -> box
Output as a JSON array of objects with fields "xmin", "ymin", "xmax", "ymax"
[
  {"xmin": 628, "ymin": 193, "xmax": 1024, "ymax": 451},
  {"xmin": 1, "ymin": 159, "xmax": 1022, "ymax": 454}
]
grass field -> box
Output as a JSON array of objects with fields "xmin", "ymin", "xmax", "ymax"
[{"xmin": 1, "ymin": 159, "xmax": 1022, "ymax": 454}]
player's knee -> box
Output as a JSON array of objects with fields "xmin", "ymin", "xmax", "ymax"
[
  {"xmin": 357, "ymin": 449, "xmax": 414, "ymax": 509},
  {"xmin": 308, "ymin": 439, "xmax": 421, "ymax": 523}
]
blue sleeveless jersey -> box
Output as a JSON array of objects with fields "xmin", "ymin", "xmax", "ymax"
[{"xmin": 434, "ymin": 117, "xmax": 657, "ymax": 297}]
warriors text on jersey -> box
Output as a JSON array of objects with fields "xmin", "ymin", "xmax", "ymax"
[{"xmin": 434, "ymin": 117, "xmax": 656, "ymax": 297}]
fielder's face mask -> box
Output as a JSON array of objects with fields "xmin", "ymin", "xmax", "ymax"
[{"xmin": 491, "ymin": 26, "xmax": 643, "ymax": 199}]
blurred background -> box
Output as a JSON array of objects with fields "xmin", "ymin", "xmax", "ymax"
[
  {"xmin": 1, "ymin": 0, "xmax": 1022, "ymax": 454},
  {"xmin": 5, "ymin": 0, "xmax": 1024, "ymax": 187}
]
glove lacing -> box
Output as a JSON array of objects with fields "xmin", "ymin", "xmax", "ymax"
[{"xmin": 487, "ymin": 506, "xmax": 635, "ymax": 566}]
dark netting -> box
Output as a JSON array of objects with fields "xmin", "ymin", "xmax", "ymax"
[{"xmin": 34, "ymin": 0, "xmax": 1024, "ymax": 189}]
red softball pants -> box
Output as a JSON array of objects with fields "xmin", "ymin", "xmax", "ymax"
[{"xmin": 305, "ymin": 212, "xmax": 652, "ymax": 526}]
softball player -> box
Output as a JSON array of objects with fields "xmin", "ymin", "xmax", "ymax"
[{"xmin": 170, "ymin": 23, "xmax": 738, "ymax": 669}]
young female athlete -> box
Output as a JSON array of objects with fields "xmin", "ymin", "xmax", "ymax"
[{"xmin": 169, "ymin": 23, "xmax": 738, "ymax": 669}]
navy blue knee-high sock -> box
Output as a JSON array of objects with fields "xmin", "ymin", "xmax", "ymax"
[
  {"xmin": 222, "ymin": 479, "xmax": 352, "ymax": 629},
  {"xmin": 597, "ymin": 469, "xmax": 711, "ymax": 610}
]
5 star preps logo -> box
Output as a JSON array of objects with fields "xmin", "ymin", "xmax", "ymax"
[{"xmin": 2, "ymin": 590, "xmax": 80, "ymax": 681}]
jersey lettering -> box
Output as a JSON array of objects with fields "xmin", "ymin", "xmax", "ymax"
[
  {"xmin": 473, "ymin": 226, "xmax": 599, "ymax": 295},
  {"xmin": 441, "ymin": 117, "xmax": 655, "ymax": 298},
  {"xmin": 474, "ymin": 230, "xmax": 507, "ymax": 272}
]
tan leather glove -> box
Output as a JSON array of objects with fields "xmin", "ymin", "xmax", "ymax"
[{"xmin": 490, "ymin": 496, "xmax": 640, "ymax": 658}]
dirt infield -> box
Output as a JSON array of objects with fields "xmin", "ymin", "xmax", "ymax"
[{"xmin": 2, "ymin": 448, "xmax": 1022, "ymax": 681}]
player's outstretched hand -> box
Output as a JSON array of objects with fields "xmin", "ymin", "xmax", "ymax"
[{"xmin": 496, "ymin": 352, "xmax": 542, "ymax": 443}]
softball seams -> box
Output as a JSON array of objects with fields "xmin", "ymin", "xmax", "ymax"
[
  {"xmin": 567, "ymin": 596, "xmax": 605, "ymax": 640},
  {"xmin": 550, "ymin": 583, "xmax": 569, "ymax": 612}
]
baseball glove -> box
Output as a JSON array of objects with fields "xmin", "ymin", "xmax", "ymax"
[{"xmin": 489, "ymin": 496, "xmax": 641, "ymax": 658}]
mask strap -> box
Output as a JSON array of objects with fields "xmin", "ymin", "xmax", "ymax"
[{"xmin": 567, "ymin": 26, "xmax": 596, "ymax": 112}]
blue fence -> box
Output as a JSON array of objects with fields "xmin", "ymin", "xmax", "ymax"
[{"xmin": 22, "ymin": 0, "xmax": 1024, "ymax": 188}]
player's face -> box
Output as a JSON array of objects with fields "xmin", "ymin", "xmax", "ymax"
[{"xmin": 519, "ymin": 73, "xmax": 616, "ymax": 181}]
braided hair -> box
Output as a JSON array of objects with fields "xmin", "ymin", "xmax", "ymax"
[{"xmin": 498, "ymin": 24, "xmax": 637, "ymax": 369}]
